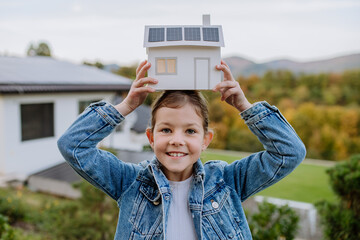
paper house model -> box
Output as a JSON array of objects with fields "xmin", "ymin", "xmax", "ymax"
[{"xmin": 144, "ymin": 15, "xmax": 225, "ymax": 90}]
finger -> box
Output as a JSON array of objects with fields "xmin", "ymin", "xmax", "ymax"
[
  {"xmin": 222, "ymin": 87, "xmax": 238, "ymax": 101},
  {"xmin": 215, "ymin": 85, "xmax": 231, "ymax": 99},
  {"xmin": 132, "ymin": 86, "xmax": 156, "ymax": 94},
  {"xmin": 215, "ymin": 62, "xmax": 230, "ymax": 72},
  {"xmin": 216, "ymin": 64, "xmax": 233, "ymax": 81},
  {"xmin": 212, "ymin": 80, "xmax": 237, "ymax": 92},
  {"xmin": 221, "ymin": 60, "xmax": 230, "ymax": 69},
  {"xmin": 133, "ymin": 77, "xmax": 158, "ymax": 88},
  {"xmin": 136, "ymin": 62, "xmax": 151, "ymax": 80},
  {"xmin": 136, "ymin": 60, "xmax": 148, "ymax": 75}
]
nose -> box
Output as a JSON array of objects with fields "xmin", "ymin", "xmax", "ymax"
[{"xmin": 169, "ymin": 132, "xmax": 185, "ymax": 146}]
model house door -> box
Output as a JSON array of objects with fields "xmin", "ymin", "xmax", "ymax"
[{"xmin": 195, "ymin": 58, "xmax": 209, "ymax": 89}]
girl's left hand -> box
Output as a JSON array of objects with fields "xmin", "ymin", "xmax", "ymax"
[{"xmin": 213, "ymin": 60, "xmax": 252, "ymax": 112}]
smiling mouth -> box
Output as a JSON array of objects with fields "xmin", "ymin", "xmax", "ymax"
[{"xmin": 166, "ymin": 152, "xmax": 188, "ymax": 157}]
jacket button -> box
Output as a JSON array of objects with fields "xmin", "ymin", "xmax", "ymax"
[
  {"xmin": 164, "ymin": 195, "xmax": 170, "ymax": 201},
  {"xmin": 153, "ymin": 201, "xmax": 160, "ymax": 206},
  {"xmin": 211, "ymin": 201, "xmax": 219, "ymax": 209}
]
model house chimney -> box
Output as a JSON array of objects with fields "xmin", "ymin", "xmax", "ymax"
[{"xmin": 203, "ymin": 14, "xmax": 210, "ymax": 26}]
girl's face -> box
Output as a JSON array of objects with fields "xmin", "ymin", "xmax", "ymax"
[{"xmin": 146, "ymin": 103, "xmax": 213, "ymax": 181}]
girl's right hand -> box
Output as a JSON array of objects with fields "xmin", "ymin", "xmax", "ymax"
[{"xmin": 115, "ymin": 60, "xmax": 158, "ymax": 116}]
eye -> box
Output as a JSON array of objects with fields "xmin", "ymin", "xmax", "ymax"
[
  {"xmin": 186, "ymin": 129, "xmax": 196, "ymax": 135},
  {"xmin": 161, "ymin": 128, "xmax": 171, "ymax": 134}
]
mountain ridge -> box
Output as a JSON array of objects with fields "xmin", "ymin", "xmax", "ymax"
[
  {"xmin": 102, "ymin": 53, "xmax": 360, "ymax": 77},
  {"xmin": 224, "ymin": 53, "xmax": 360, "ymax": 77}
]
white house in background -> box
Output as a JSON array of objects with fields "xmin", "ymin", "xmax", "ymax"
[
  {"xmin": 144, "ymin": 14, "xmax": 225, "ymax": 90},
  {"xmin": 0, "ymin": 56, "xmax": 149, "ymax": 183}
]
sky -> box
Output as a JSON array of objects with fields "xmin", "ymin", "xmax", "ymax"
[{"xmin": 1, "ymin": 0, "xmax": 359, "ymax": 65}]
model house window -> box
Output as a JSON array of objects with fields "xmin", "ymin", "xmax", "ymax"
[
  {"xmin": 78, "ymin": 100, "xmax": 101, "ymax": 114},
  {"xmin": 156, "ymin": 58, "xmax": 177, "ymax": 74},
  {"xmin": 21, "ymin": 103, "xmax": 54, "ymax": 141}
]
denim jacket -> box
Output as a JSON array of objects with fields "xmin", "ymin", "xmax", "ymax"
[{"xmin": 57, "ymin": 101, "xmax": 306, "ymax": 240}]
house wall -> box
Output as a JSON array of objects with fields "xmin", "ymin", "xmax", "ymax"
[
  {"xmin": 1, "ymin": 92, "xmax": 114, "ymax": 179},
  {"xmin": 27, "ymin": 176, "xmax": 81, "ymax": 199},
  {"xmin": 101, "ymin": 110, "xmax": 149, "ymax": 152},
  {"xmin": 147, "ymin": 46, "xmax": 221, "ymax": 90},
  {"xmin": 0, "ymin": 96, "xmax": 5, "ymax": 175}
]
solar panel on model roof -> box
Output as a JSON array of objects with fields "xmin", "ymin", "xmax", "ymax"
[
  {"xmin": 166, "ymin": 27, "xmax": 182, "ymax": 41},
  {"xmin": 184, "ymin": 27, "xmax": 201, "ymax": 41},
  {"xmin": 203, "ymin": 28, "xmax": 219, "ymax": 42},
  {"xmin": 148, "ymin": 28, "xmax": 165, "ymax": 42}
]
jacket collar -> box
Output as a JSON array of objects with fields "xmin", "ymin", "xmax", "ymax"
[
  {"xmin": 149, "ymin": 156, "xmax": 205, "ymax": 181},
  {"xmin": 137, "ymin": 156, "xmax": 205, "ymax": 205},
  {"xmin": 137, "ymin": 155, "xmax": 205, "ymax": 187}
]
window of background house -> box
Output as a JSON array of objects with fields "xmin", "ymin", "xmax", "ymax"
[
  {"xmin": 21, "ymin": 103, "xmax": 54, "ymax": 141},
  {"xmin": 156, "ymin": 58, "xmax": 177, "ymax": 74},
  {"xmin": 78, "ymin": 99, "xmax": 101, "ymax": 114}
]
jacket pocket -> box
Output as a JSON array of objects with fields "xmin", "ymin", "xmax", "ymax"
[
  {"xmin": 202, "ymin": 183, "xmax": 244, "ymax": 240},
  {"xmin": 129, "ymin": 184, "xmax": 163, "ymax": 237},
  {"xmin": 130, "ymin": 231, "xmax": 163, "ymax": 240}
]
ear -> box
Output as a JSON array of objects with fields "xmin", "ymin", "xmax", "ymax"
[
  {"xmin": 146, "ymin": 128, "xmax": 154, "ymax": 148},
  {"xmin": 202, "ymin": 130, "xmax": 214, "ymax": 151}
]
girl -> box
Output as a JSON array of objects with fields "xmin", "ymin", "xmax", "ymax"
[{"xmin": 58, "ymin": 60, "xmax": 306, "ymax": 240}]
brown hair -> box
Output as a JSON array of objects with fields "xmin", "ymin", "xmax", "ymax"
[{"xmin": 150, "ymin": 90, "xmax": 209, "ymax": 132}]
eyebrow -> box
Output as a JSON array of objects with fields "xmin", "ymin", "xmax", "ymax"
[{"xmin": 156, "ymin": 121, "xmax": 202, "ymax": 128}]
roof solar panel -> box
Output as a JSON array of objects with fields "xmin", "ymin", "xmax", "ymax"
[
  {"xmin": 202, "ymin": 28, "xmax": 219, "ymax": 42},
  {"xmin": 167, "ymin": 27, "xmax": 182, "ymax": 41},
  {"xmin": 184, "ymin": 27, "xmax": 201, "ymax": 41},
  {"xmin": 148, "ymin": 28, "xmax": 165, "ymax": 42}
]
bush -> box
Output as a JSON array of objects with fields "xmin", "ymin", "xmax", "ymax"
[
  {"xmin": 0, "ymin": 214, "xmax": 15, "ymax": 240},
  {"xmin": 316, "ymin": 154, "xmax": 360, "ymax": 239},
  {"xmin": 41, "ymin": 203, "xmax": 110, "ymax": 240},
  {"xmin": 36, "ymin": 200, "xmax": 113, "ymax": 240},
  {"xmin": 0, "ymin": 196, "xmax": 26, "ymax": 224},
  {"xmin": 249, "ymin": 201, "xmax": 299, "ymax": 240},
  {"xmin": 35, "ymin": 181, "xmax": 118, "ymax": 239}
]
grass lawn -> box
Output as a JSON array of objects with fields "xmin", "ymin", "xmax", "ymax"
[{"xmin": 201, "ymin": 150, "xmax": 337, "ymax": 204}]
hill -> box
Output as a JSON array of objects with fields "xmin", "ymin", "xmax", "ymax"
[{"xmin": 224, "ymin": 53, "xmax": 360, "ymax": 77}]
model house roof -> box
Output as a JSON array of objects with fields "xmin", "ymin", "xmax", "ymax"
[
  {"xmin": 144, "ymin": 15, "xmax": 224, "ymax": 48},
  {"xmin": 0, "ymin": 56, "xmax": 132, "ymax": 93}
]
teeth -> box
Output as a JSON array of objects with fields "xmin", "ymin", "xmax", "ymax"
[{"xmin": 168, "ymin": 153, "xmax": 185, "ymax": 157}]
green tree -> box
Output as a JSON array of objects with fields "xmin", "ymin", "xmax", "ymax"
[
  {"xmin": 115, "ymin": 65, "xmax": 138, "ymax": 80},
  {"xmin": 316, "ymin": 154, "xmax": 360, "ymax": 240},
  {"xmin": 83, "ymin": 61, "xmax": 104, "ymax": 69},
  {"xmin": 27, "ymin": 42, "xmax": 52, "ymax": 57}
]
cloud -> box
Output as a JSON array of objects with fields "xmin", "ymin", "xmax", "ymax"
[{"xmin": 71, "ymin": 2, "xmax": 83, "ymax": 13}]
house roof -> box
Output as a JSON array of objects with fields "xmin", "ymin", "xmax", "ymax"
[
  {"xmin": 131, "ymin": 104, "xmax": 151, "ymax": 133},
  {"xmin": 28, "ymin": 161, "xmax": 81, "ymax": 184},
  {"xmin": 112, "ymin": 95, "xmax": 151, "ymax": 133},
  {"xmin": 0, "ymin": 56, "xmax": 132, "ymax": 93},
  {"xmin": 144, "ymin": 25, "xmax": 224, "ymax": 48},
  {"xmin": 27, "ymin": 149, "xmax": 155, "ymax": 183}
]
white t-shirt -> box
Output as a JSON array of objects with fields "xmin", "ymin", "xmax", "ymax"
[{"xmin": 167, "ymin": 176, "xmax": 197, "ymax": 240}]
